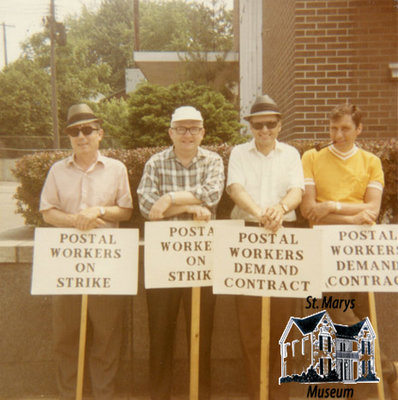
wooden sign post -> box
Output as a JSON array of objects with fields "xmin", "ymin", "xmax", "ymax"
[
  {"xmin": 190, "ymin": 287, "xmax": 201, "ymax": 400},
  {"xmin": 76, "ymin": 294, "xmax": 88, "ymax": 400},
  {"xmin": 368, "ymin": 292, "xmax": 385, "ymax": 400},
  {"xmin": 260, "ymin": 296, "xmax": 271, "ymax": 400}
]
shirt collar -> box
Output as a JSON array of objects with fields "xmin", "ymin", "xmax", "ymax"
[
  {"xmin": 166, "ymin": 145, "xmax": 206, "ymax": 161},
  {"xmin": 328, "ymin": 144, "xmax": 358, "ymax": 160},
  {"xmin": 66, "ymin": 151, "xmax": 105, "ymax": 169},
  {"xmin": 249, "ymin": 139, "xmax": 283, "ymax": 154}
]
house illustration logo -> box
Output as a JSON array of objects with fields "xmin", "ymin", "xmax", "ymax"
[{"xmin": 279, "ymin": 310, "xmax": 379, "ymax": 384}]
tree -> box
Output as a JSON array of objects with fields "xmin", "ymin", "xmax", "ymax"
[
  {"xmin": 1, "ymin": 0, "xmax": 236, "ymax": 141},
  {"xmin": 2, "ymin": 23, "xmax": 112, "ymax": 139},
  {"xmin": 0, "ymin": 58, "xmax": 52, "ymax": 138},
  {"xmin": 122, "ymin": 81, "xmax": 243, "ymax": 148},
  {"xmin": 92, "ymin": 97, "xmax": 130, "ymax": 148},
  {"xmin": 139, "ymin": 0, "xmax": 233, "ymax": 52},
  {"xmin": 67, "ymin": 0, "xmax": 135, "ymax": 91}
]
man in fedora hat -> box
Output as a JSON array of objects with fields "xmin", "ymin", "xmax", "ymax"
[
  {"xmin": 226, "ymin": 95, "xmax": 304, "ymax": 399},
  {"xmin": 137, "ymin": 105, "xmax": 225, "ymax": 400},
  {"xmin": 40, "ymin": 103, "xmax": 133, "ymax": 399}
]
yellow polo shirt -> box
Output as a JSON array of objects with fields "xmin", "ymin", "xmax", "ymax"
[{"xmin": 301, "ymin": 145, "xmax": 384, "ymax": 204}]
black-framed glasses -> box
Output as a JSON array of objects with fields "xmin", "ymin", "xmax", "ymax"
[
  {"xmin": 251, "ymin": 120, "xmax": 279, "ymax": 130},
  {"xmin": 66, "ymin": 126, "xmax": 98, "ymax": 137},
  {"xmin": 171, "ymin": 126, "xmax": 203, "ymax": 135}
]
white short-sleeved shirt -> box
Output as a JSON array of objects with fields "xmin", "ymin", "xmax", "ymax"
[
  {"xmin": 227, "ymin": 139, "xmax": 304, "ymax": 222},
  {"xmin": 40, "ymin": 153, "xmax": 133, "ymax": 228}
]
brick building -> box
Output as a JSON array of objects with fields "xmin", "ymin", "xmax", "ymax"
[{"xmin": 240, "ymin": 0, "xmax": 398, "ymax": 140}]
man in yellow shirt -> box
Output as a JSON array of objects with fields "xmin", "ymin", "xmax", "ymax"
[
  {"xmin": 301, "ymin": 103, "xmax": 397, "ymax": 398},
  {"xmin": 301, "ymin": 104, "xmax": 384, "ymax": 225}
]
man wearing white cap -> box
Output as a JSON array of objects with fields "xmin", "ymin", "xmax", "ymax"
[
  {"xmin": 226, "ymin": 95, "xmax": 304, "ymax": 400},
  {"xmin": 137, "ymin": 106, "xmax": 225, "ymax": 400},
  {"xmin": 40, "ymin": 104, "xmax": 133, "ymax": 399}
]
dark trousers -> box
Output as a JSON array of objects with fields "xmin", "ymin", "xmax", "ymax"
[
  {"xmin": 236, "ymin": 296, "xmax": 293, "ymax": 400},
  {"xmin": 146, "ymin": 286, "xmax": 216, "ymax": 400},
  {"xmin": 52, "ymin": 295, "xmax": 125, "ymax": 400},
  {"xmin": 237, "ymin": 220, "xmax": 298, "ymax": 400}
]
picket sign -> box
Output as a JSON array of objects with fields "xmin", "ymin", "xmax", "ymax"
[
  {"xmin": 32, "ymin": 223, "xmax": 396, "ymax": 400},
  {"xmin": 313, "ymin": 224, "xmax": 398, "ymax": 400},
  {"xmin": 32, "ymin": 227, "xmax": 139, "ymax": 400},
  {"xmin": 144, "ymin": 219, "xmax": 244, "ymax": 399}
]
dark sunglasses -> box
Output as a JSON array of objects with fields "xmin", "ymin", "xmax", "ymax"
[
  {"xmin": 251, "ymin": 120, "xmax": 279, "ymax": 130},
  {"xmin": 66, "ymin": 126, "xmax": 98, "ymax": 137}
]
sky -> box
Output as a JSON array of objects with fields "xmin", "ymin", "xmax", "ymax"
[{"xmin": 0, "ymin": 0, "xmax": 234, "ymax": 70}]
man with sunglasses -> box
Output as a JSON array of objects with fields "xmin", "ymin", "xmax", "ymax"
[
  {"xmin": 226, "ymin": 95, "xmax": 304, "ymax": 400},
  {"xmin": 137, "ymin": 106, "xmax": 225, "ymax": 400},
  {"xmin": 40, "ymin": 103, "xmax": 133, "ymax": 399}
]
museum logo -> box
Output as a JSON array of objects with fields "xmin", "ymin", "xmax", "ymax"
[{"xmin": 278, "ymin": 310, "xmax": 379, "ymax": 386}]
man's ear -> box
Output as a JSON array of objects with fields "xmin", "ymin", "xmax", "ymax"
[
  {"xmin": 98, "ymin": 128, "xmax": 104, "ymax": 141},
  {"xmin": 356, "ymin": 123, "xmax": 363, "ymax": 137}
]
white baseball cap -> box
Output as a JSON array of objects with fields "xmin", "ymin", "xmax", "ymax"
[{"xmin": 171, "ymin": 106, "xmax": 203, "ymax": 123}]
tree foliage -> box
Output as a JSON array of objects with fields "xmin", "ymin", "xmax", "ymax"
[
  {"xmin": 121, "ymin": 81, "xmax": 243, "ymax": 148},
  {"xmin": 0, "ymin": 0, "xmax": 235, "ymax": 142},
  {"xmin": 0, "ymin": 58, "xmax": 52, "ymax": 136},
  {"xmin": 139, "ymin": 0, "xmax": 233, "ymax": 52}
]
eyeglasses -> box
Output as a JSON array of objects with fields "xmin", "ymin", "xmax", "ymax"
[
  {"xmin": 171, "ymin": 126, "xmax": 203, "ymax": 135},
  {"xmin": 251, "ymin": 120, "xmax": 279, "ymax": 130},
  {"xmin": 66, "ymin": 126, "xmax": 98, "ymax": 137}
]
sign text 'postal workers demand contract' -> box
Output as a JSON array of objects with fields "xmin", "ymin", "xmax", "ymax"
[
  {"xmin": 318, "ymin": 224, "xmax": 398, "ymax": 292},
  {"xmin": 213, "ymin": 226, "xmax": 322, "ymax": 298}
]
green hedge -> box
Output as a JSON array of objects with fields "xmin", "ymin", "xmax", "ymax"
[{"xmin": 12, "ymin": 139, "xmax": 397, "ymax": 228}]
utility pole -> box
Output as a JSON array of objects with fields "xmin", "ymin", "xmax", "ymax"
[
  {"xmin": 1, "ymin": 22, "xmax": 15, "ymax": 67},
  {"xmin": 133, "ymin": 0, "xmax": 140, "ymax": 51},
  {"xmin": 49, "ymin": 0, "xmax": 60, "ymax": 149}
]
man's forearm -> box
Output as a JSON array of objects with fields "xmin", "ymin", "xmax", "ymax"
[
  {"xmin": 42, "ymin": 206, "xmax": 132, "ymax": 228},
  {"xmin": 162, "ymin": 204, "xmax": 191, "ymax": 218},
  {"xmin": 100, "ymin": 206, "xmax": 132, "ymax": 222},
  {"xmin": 171, "ymin": 191, "xmax": 202, "ymax": 206},
  {"xmin": 279, "ymin": 187, "xmax": 303, "ymax": 212},
  {"xmin": 228, "ymin": 183, "xmax": 262, "ymax": 220},
  {"xmin": 41, "ymin": 208, "xmax": 76, "ymax": 228}
]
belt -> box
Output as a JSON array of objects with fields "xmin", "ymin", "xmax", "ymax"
[{"xmin": 244, "ymin": 221, "xmax": 298, "ymax": 228}]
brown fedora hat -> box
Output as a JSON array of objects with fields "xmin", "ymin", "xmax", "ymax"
[
  {"xmin": 65, "ymin": 103, "xmax": 101, "ymax": 129},
  {"xmin": 244, "ymin": 95, "xmax": 281, "ymax": 121}
]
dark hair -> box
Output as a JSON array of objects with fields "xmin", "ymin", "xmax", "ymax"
[{"xmin": 329, "ymin": 104, "xmax": 362, "ymax": 128}]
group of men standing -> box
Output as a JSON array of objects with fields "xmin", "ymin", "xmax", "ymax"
[{"xmin": 39, "ymin": 96, "xmax": 396, "ymax": 400}]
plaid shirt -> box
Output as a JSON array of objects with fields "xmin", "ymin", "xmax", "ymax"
[{"xmin": 137, "ymin": 146, "xmax": 225, "ymax": 220}]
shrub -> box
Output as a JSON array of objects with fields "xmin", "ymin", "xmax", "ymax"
[
  {"xmin": 123, "ymin": 81, "xmax": 244, "ymax": 148},
  {"xmin": 12, "ymin": 139, "xmax": 397, "ymax": 228}
]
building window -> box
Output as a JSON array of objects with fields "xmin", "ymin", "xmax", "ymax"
[
  {"xmin": 362, "ymin": 340, "xmax": 371, "ymax": 355},
  {"xmin": 340, "ymin": 342, "xmax": 346, "ymax": 351},
  {"xmin": 320, "ymin": 358, "xmax": 331, "ymax": 376},
  {"xmin": 319, "ymin": 335, "xmax": 331, "ymax": 351}
]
